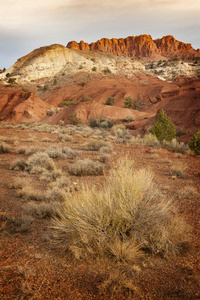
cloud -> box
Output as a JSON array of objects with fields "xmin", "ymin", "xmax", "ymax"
[{"xmin": 0, "ymin": 0, "xmax": 199, "ymax": 68}]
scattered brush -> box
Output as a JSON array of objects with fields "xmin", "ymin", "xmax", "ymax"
[
  {"xmin": 99, "ymin": 145, "xmax": 113, "ymax": 154},
  {"xmin": 17, "ymin": 186, "xmax": 44, "ymax": 201},
  {"xmin": 52, "ymin": 157, "xmax": 190, "ymax": 261},
  {"xmin": 69, "ymin": 159, "xmax": 103, "ymax": 176}
]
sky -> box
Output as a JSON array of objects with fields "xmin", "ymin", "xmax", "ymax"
[{"xmin": 0, "ymin": 0, "xmax": 200, "ymax": 68}]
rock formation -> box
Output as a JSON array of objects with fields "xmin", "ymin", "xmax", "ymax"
[{"xmin": 67, "ymin": 35, "xmax": 200, "ymax": 60}]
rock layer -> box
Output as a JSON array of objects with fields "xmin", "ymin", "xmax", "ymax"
[{"xmin": 67, "ymin": 35, "xmax": 200, "ymax": 59}]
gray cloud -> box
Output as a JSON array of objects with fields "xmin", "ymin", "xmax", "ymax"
[{"xmin": 0, "ymin": 0, "xmax": 200, "ymax": 68}]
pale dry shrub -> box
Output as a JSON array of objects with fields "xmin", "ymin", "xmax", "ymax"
[
  {"xmin": 99, "ymin": 145, "xmax": 113, "ymax": 154},
  {"xmin": 130, "ymin": 134, "xmax": 160, "ymax": 147},
  {"xmin": 17, "ymin": 146, "xmax": 27, "ymax": 154},
  {"xmin": 163, "ymin": 139, "xmax": 189, "ymax": 154},
  {"xmin": 112, "ymin": 124, "xmax": 130, "ymax": 143},
  {"xmin": 9, "ymin": 177, "xmax": 31, "ymax": 189},
  {"xmin": 50, "ymin": 176, "xmax": 70, "ymax": 189},
  {"xmin": 62, "ymin": 147, "xmax": 81, "ymax": 158},
  {"xmin": 25, "ymin": 147, "xmax": 45, "ymax": 156},
  {"xmin": 10, "ymin": 159, "xmax": 28, "ymax": 171},
  {"xmin": 39, "ymin": 169, "xmax": 62, "ymax": 182},
  {"xmin": 27, "ymin": 152, "xmax": 55, "ymax": 174},
  {"xmin": 24, "ymin": 201, "xmax": 62, "ymax": 218},
  {"xmin": 69, "ymin": 159, "xmax": 103, "ymax": 176},
  {"xmin": 46, "ymin": 187, "xmax": 67, "ymax": 202},
  {"xmin": 169, "ymin": 162, "xmax": 187, "ymax": 178},
  {"xmin": 45, "ymin": 146, "xmax": 64, "ymax": 159},
  {"xmin": 17, "ymin": 186, "xmax": 44, "ymax": 201},
  {"xmin": 0, "ymin": 143, "xmax": 11, "ymax": 153},
  {"xmin": 86, "ymin": 139, "xmax": 107, "ymax": 151},
  {"xmin": 98, "ymin": 154, "xmax": 110, "ymax": 163},
  {"xmin": 179, "ymin": 186, "xmax": 199, "ymax": 199},
  {"xmin": 52, "ymin": 158, "xmax": 189, "ymax": 262}
]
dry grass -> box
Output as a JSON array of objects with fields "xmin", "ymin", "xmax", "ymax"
[
  {"xmin": 24, "ymin": 201, "xmax": 62, "ymax": 218},
  {"xmin": 163, "ymin": 139, "xmax": 189, "ymax": 154},
  {"xmin": 169, "ymin": 162, "xmax": 187, "ymax": 178},
  {"xmin": 69, "ymin": 159, "xmax": 103, "ymax": 176},
  {"xmin": 52, "ymin": 158, "xmax": 190, "ymax": 262}
]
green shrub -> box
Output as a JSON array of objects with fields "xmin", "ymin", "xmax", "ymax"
[
  {"xmin": 92, "ymin": 67, "xmax": 97, "ymax": 72},
  {"xmin": 124, "ymin": 96, "xmax": 133, "ymax": 108},
  {"xmin": 132, "ymin": 95, "xmax": 144, "ymax": 111},
  {"xmin": 151, "ymin": 110, "xmax": 176, "ymax": 142},
  {"xmin": 103, "ymin": 67, "xmax": 111, "ymax": 74},
  {"xmin": 70, "ymin": 113, "xmax": 80, "ymax": 125},
  {"xmin": 104, "ymin": 97, "xmax": 115, "ymax": 106},
  {"xmin": 122, "ymin": 116, "xmax": 134, "ymax": 123},
  {"xmin": 8, "ymin": 78, "xmax": 16, "ymax": 84},
  {"xmin": 61, "ymin": 100, "xmax": 78, "ymax": 107},
  {"xmin": 189, "ymin": 130, "xmax": 200, "ymax": 155},
  {"xmin": 52, "ymin": 158, "xmax": 189, "ymax": 261},
  {"xmin": 89, "ymin": 117, "xmax": 113, "ymax": 128}
]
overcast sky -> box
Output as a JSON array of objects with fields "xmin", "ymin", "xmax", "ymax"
[{"xmin": 0, "ymin": 0, "xmax": 200, "ymax": 68}]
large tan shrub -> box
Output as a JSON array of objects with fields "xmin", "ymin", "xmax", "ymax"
[{"xmin": 52, "ymin": 158, "xmax": 189, "ymax": 262}]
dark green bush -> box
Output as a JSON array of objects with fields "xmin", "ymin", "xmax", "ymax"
[
  {"xmin": 104, "ymin": 97, "xmax": 115, "ymax": 106},
  {"xmin": 151, "ymin": 110, "xmax": 176, "ymax": 142},
  {"xmin": 189, "ymin": 130, "xmax": 200, "ymax": 155},
  {"xmin": 124, "ymin": 96, "xmax": 133, "ymax": 108}
]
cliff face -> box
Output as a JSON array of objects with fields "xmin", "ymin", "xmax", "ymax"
[{"xmin": 67, "ymin": 35, "xmax": 199, "ymax": 59}]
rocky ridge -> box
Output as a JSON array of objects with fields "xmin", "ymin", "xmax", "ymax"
[{"xmin": 67, "ymin": 35, "xmax": 200, "ymax": 60}]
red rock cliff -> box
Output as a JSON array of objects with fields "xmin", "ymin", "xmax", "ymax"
[{"xmin": 67, "ymin": 35, "xmax": 199, "ymax": 59}]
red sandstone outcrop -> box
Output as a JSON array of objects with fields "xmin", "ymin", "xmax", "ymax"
[
  {"xmin": 0, "ymin": 90, "xmax": 52, "ymax": 122},
  {"xmin": 67, "ymin": 35, "xmax": 200, "ymax": 59}
]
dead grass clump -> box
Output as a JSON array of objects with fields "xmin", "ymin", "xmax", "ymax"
[
  {"xmin": 169, "ymin": 162, "xmax": 187, "ymax": 178},
  {"xmin": 27, "ymin": 152, "xmax": 55, "ymax": 174},
  {"xmin": 62, "ymin": 147, "xmax": 81, "ymax": 158},
  {"xmin": 10, "ymin": 159, "xmax": 28, "ymax": 171},
  {"xmin": 17, "ymin": 146, "xmax": 27, "ymax": 154},
  {"xmin": 17, "ymin": 186, "xmax": 44, "ymax": 201},
  {"xmin": 0, "ymin": 143, "xmax": 11, "ymax": 153},
  {"xmin": 46, "ymin": 187, "xmax": 67, "ymax": 202},
  {"xmin": 25, "ymin": 147, "xmax": 45, "ymax": 156},
  {"xmin": 69, "ymin": 159, "xmax": 103, "ymax": 176},
  {"xmin": 24, "ymin": 201, "xmax": 62, "ymax": 218},
  {"xmin": 39, "ymin": 169, "xmax": 62, "ymax": 182},
  {"xmin": 163, "ymin": 139, "xmax": 189, "ymax": 154},
  {"xmin": 99, "ymin": 145, "xmax": 113, "ymax": 154},
  {"xmin": 45, "ymin": 146, "xmax": 64, "ymax": 159},
  {"xmin": 50, "ymin": 176, "xmax": 70, "ymax": 189},
  {"xmin": 86, "ymin": 139, "xmax": 107, "ymax": 151},
  {"xmin": 98, "ymin": 154, "xmax": 110, "ymax": 163},
  {"xmin": 179, "ymin": 186, "xmax": 199, "ymax": 199},
  {"xmin": 52, "ymin": 158, "xmax": 189, "ymax": 261}
]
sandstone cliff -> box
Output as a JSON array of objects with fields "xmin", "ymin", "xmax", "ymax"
[{"xmin": 67, "ymin": 35, "xmax": 200, "ymax": 59}]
